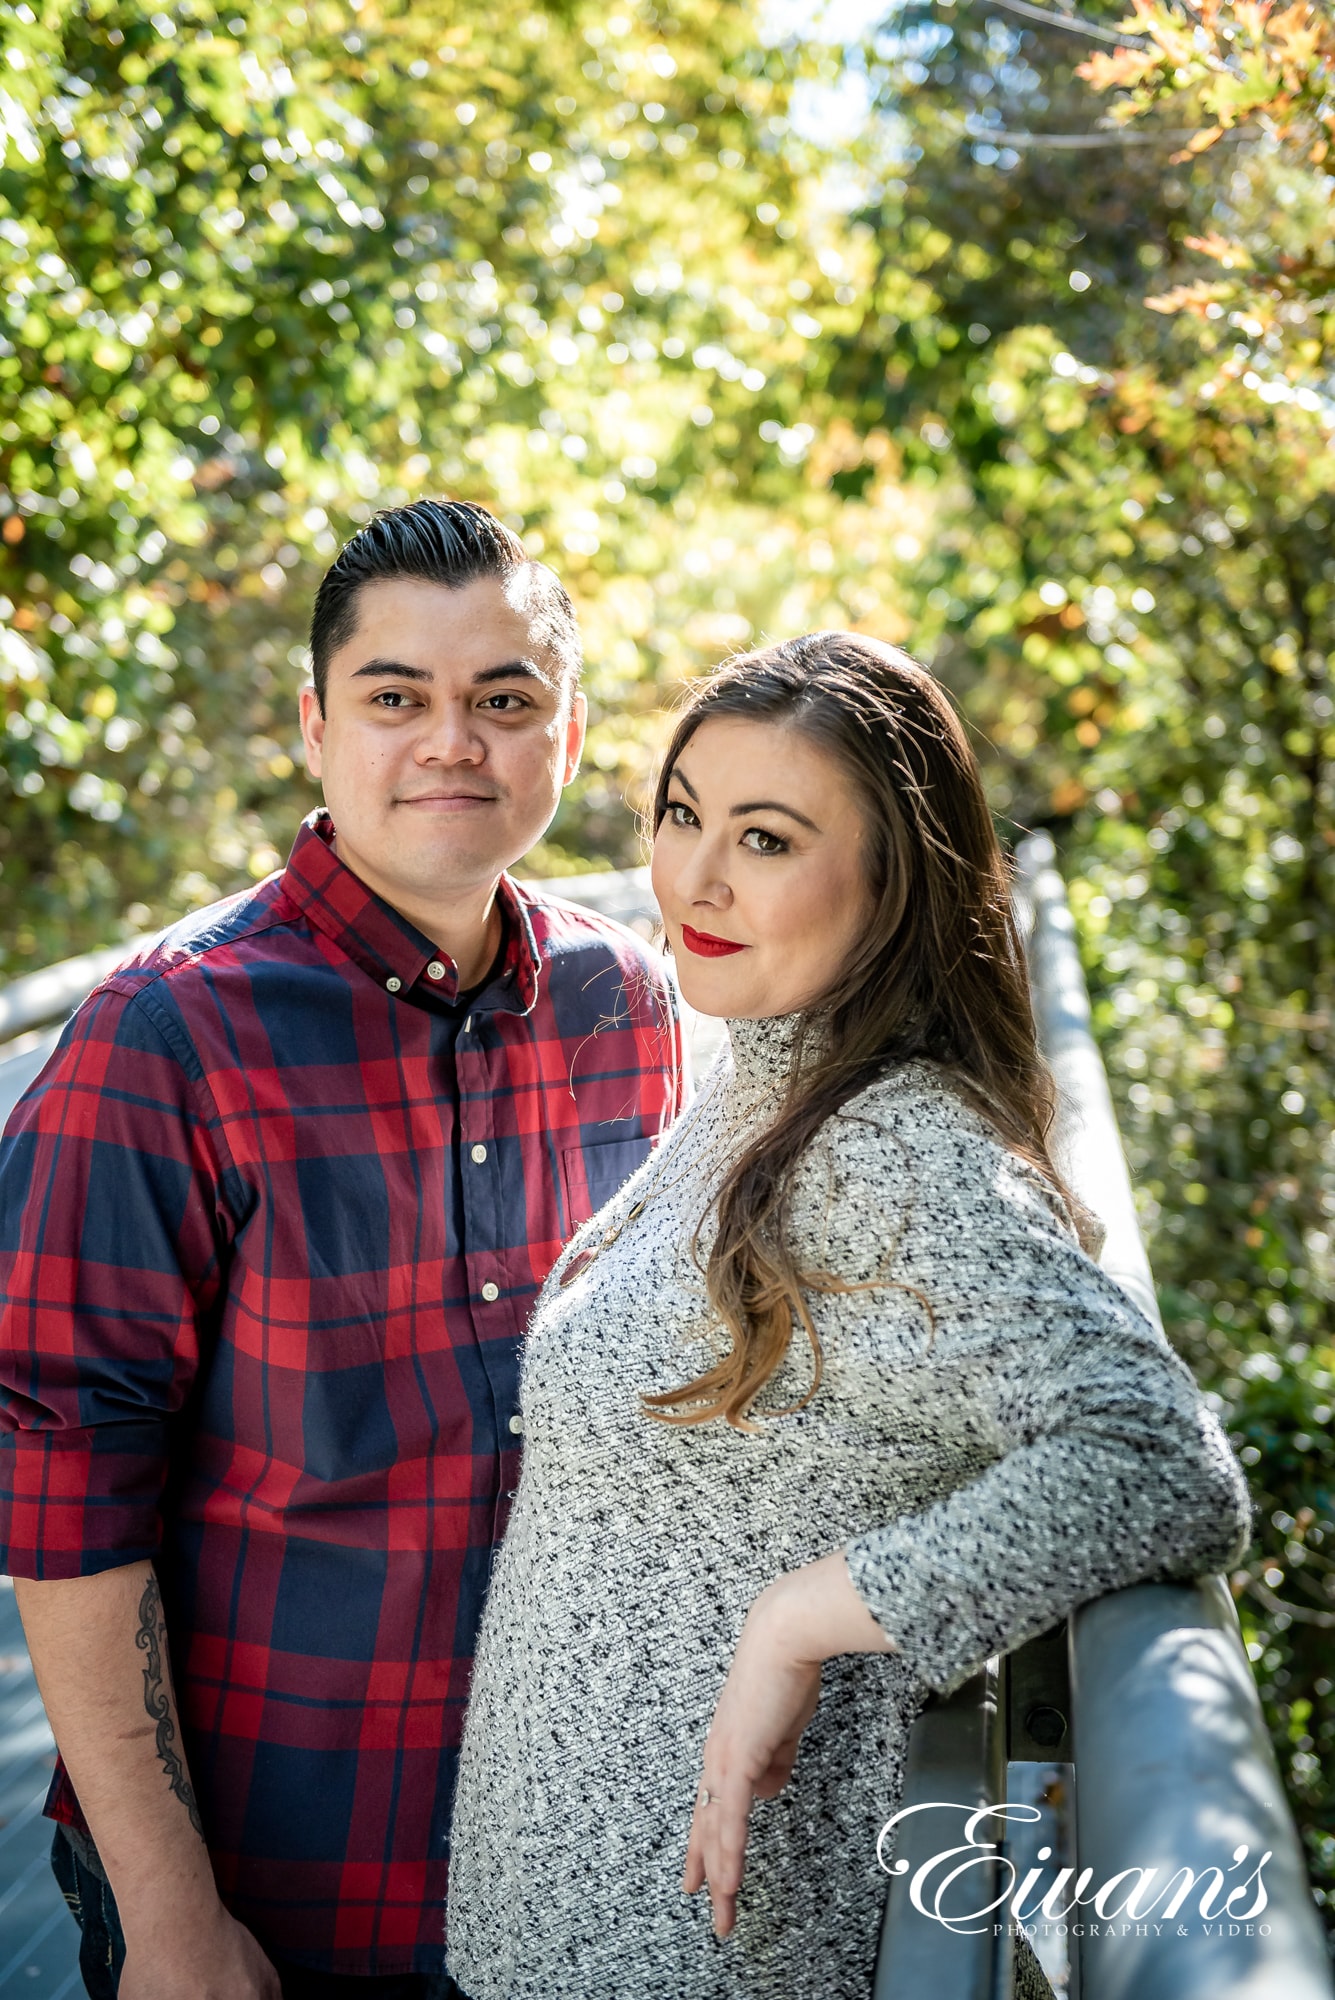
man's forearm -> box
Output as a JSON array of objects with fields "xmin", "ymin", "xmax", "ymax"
[{"xmin": 15, "ymin": 1561, "xmax": 218, "ymax": 1924}]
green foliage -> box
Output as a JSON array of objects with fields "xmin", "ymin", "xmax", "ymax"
[{"xmin": 0, "ymin": 0, "xmax": 823, "ymax": 957}]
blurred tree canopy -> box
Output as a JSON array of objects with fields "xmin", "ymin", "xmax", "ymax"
[
  {"xmin": 0, "ymin": 0, "xmax": 835, "ymax": 955},
  {"xmin": 2, "ymin": 0, "xmax": 1333, "ymax": 1931}
]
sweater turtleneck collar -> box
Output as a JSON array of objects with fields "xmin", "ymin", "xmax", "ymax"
[{"xmin": 725, "ymin": 1010, "xmax": 819, "ymax": 1092}]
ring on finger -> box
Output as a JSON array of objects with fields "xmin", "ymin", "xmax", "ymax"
[{"xmin": 699, "ymin": 1787, "xmax": 715, "ymax": 1807}]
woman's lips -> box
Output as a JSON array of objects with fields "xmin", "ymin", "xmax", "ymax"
[{"xmin": 681, "ymin": 924, "xmax": 746, "ymax": 958}]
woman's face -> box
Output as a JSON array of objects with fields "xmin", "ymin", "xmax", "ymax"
[{"xmin": 651, "ymin": 715, "xmax": 876, "ymax": 1020}]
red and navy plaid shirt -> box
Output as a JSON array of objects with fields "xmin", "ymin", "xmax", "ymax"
[{"xmin": 0, "ymin": 810, "xmax": 685, "ymax": 1975}]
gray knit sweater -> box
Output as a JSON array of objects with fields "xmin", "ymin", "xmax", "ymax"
[{"xmin": 447, "ymin": 1017, "xmax": 1251, "ymax": 2000}]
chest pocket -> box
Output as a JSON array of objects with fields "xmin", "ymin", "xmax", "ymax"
[{"xmin": 560, "ymin": 1136, "xmax": 653, "ymax": 1235}]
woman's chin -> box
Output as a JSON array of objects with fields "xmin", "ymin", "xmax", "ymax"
[
  {"xmin": 674, "ymin": 966, "xmax": 750, "ymax": 1019},
  {"xmin": 676, "ymin": 971, "xmax": 800, "ymax": 1022}
]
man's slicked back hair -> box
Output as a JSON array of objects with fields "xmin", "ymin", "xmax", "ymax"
[{"xmin": 308, "ymin": 497, "xmax": 582, "ymax": 710}]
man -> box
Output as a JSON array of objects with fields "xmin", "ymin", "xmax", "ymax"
[{"xmin": 0, "ymin": 500, "xmax": 685, "ymax": 1998}]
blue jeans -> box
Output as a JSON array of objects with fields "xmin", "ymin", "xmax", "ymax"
[{"xmin": 51, "ymin": 1826, "xmax": 470, "ymax": 2000}]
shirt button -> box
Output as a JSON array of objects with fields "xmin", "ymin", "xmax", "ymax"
[
  {"xmin": 386, "ymin": 976, "xmax": 402, "ymax": 993},
  {"xmin": 427, "ymin": 960, "xmax": 446, "ymax": 981},
  {"xmin": 508, "ymin": 1413, "xmax": 524, "ymax": 1436},
  {"xmin": 481, "ymin": 1281, "xmax": 500, "ymax": 1303},
  {"xmin": 470, "ymin": 1143, "xmax": 488, "ymax": 1165}
]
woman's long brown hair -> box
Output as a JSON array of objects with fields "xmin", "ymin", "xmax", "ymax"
[{"xmin": 641, "ymin": 631, "xmax": 1071, "ymax": 1432}]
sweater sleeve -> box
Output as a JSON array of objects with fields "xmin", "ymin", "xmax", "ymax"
[{"xmin": 840, "ymin": 1081, "xmax": 1253, "ymax": 1696}]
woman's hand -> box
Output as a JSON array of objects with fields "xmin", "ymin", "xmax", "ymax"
[
  {"xmin": 682, "ymin": 1609, "xmax": 822, "ymax": 1941},
  {"xmin": 683, "ymin": 1551, "xmax": 896, "ymax": 1940}
]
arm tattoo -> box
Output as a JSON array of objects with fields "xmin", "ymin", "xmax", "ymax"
[{"xmin": 134, "ymin": 1573, "xmax": 205, "ymax": 1841}]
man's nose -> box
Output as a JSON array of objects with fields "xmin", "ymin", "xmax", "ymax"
[{"xmin": 415, "ymin": 700, "xmax": 485, "ymax": 765}]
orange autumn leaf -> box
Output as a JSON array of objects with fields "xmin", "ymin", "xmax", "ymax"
[
  {"xmin": 1268, "ymin": 0, "xmax": 1321, "ymax": 54},
  {"xmin": 1077, "ymin": 47, "xmax": 1162, "ymax": 90},
  {"xmin": 1234, "ymin": 0, "xmax": 1277, "ymax": 43},
  {"xmin": 1170, "ymin": 125, "xmax": 1226, "ymax": 161},
  {"xmin": 1144, "ymin": 281, "xmax": 1232, "ymax": 315},
  {"xmin": 1184, "ymin": 232, "xmax": 1253, "ymax": 267}
]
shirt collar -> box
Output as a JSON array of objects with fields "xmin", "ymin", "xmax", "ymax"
[{"xmin": 280, "ymin": 809, "xmax": 541, "ymax": 1014}]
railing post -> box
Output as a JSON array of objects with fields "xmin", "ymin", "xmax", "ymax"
[{"xmin": 874, "ymin": 1660, "xmax": 1009, "ymax": 2000}]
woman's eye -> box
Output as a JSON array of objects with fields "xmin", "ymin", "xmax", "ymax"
[
  {"xmin": 741, "ymin": 826, "xmax": 788, "ymax": 855},
  {"xmin": 665, "ymin": 800, "xmax": 699, "ymax": 829}
]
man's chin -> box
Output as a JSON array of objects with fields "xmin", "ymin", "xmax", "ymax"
[
  {"xmin": 386, "ymin": 820, "xmax": 540, "ymax": 892},
  {"xmin": 329, "ymin": 806, "xmax": 555, "ymax": 905}
]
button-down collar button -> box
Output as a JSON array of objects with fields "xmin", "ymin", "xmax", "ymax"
[
  {"xmin": 386, "ymin": 976, "xmax": 402, "ymax": 994},
  {"xmin": 427, "ymin": 960, "xmax": 446, "ymax": 981},
  {"xmin": 470, "ymin": 1143, "xmax": 488, "ymax": 1165},
  {"xmin": 508, "ymin": 1413, "xmax": 524, "ymax": 1436},
  {"xmin": 481, "ymin": 1280, "xmax": 500, "ymax": 1303}
]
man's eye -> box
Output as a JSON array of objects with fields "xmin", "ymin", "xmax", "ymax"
[
  {"xmin": 479, "ymin": 692, "xmax": 528, "ymax": 711},
  {"xmin": 741, "ymin": 826, "xmax": 788, "ymax": 855},
  {"xmin": 373, "ymin": 689, "xmax": 416, "ymax": 709},
  {"xmin": 665, "ymin": 800, "xmax": 699, "ymax": 829}
]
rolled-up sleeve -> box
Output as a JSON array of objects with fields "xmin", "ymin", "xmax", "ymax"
[
  {"xmin": 0, "ymin": 983, "xmax": 231, "ymax": 1577},
  {"xmin": 842, "ymin": 1096, "xmax": 1253, "ymax": 1696}
]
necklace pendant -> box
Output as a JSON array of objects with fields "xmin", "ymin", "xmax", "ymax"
[{"xmin": 559, "ymin": 1248, "xmax": 596, "ymax": 1288}]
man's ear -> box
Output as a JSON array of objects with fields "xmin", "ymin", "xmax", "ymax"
[
  {"xmin": 298, "ymin": 683, "xmax": 325, "ymax": 780},
  {"xmin": 562, "ymin": 687, "xmax": 588, "ymax": 787}
]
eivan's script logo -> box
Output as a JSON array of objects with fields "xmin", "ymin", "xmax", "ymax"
[{"xmin": 876, "ymin": 1803, "xmax": 1272, "ymax": 1937}]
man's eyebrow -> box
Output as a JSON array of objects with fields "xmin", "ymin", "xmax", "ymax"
[
  {"xmin": 346, "ymin": 657, "xmax": 559, "ymax": 691},
  {"xmin": 348, "ymin": 658, "xmax": 434, "ymax": 682},
  {"xmin": 729, "ymin": 798, "xmax": 821, "ymax": 832},
  {"xmin": 472, "ymin": 658, "xmax": 558, "ymax": 691}
]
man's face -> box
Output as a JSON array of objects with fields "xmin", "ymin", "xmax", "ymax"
[{"xmin": 299, "ymin": 573, "xmax": 586, "ymax": 914}]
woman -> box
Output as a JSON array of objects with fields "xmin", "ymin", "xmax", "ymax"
[{"xmin": 446, "ymin": 634, "xmax": 1251, "ymax": 2000}]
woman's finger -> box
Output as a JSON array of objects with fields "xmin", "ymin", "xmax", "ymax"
[
  {"xmin": 689, "ymin": 1770, "xmax": 753, "ymax": 1939},
  {"xmin": 682, "ymin": 1808, "xmax": 705, "ymax": 1894}
]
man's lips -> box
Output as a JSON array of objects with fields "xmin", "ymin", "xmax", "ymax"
[
  {"xmin": 681, "ymin": 924, "xmax": 746, "ymax": 958},
  {"xmin": 394, "ymin": 793, "xmax": 499, "ymax": 809}
]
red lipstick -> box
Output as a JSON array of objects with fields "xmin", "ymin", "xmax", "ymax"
[{"xmin": 681, "ymin": 924, "xmax": 746, "ymax": 958}]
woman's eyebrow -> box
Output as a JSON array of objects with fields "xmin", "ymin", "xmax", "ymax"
[
  {"xmin": 668, "ymin": 766, "xmax": 699, "ymax": 801},
  {"xmin": 729, "ymin": 798, "xmax": 821, "ymax": 832}
]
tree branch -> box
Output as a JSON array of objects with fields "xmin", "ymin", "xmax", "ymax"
[{"xmin": 979, "ymin": 0, "xmax": 1147, "ymax": 47}]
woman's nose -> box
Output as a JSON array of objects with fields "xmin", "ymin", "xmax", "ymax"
[{"xmin": 674, "ymin": 837, "xmax": 733, "ymax": 908}]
